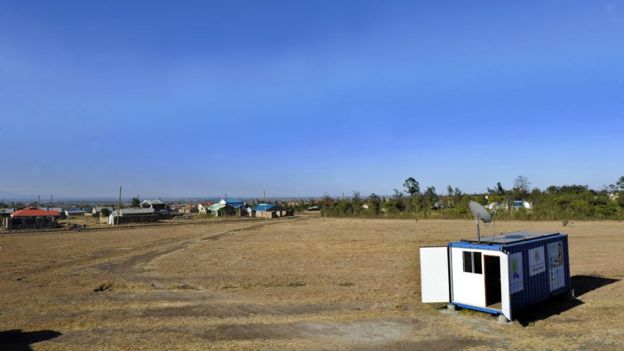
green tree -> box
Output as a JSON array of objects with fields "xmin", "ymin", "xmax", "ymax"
[
  {"xmin": 423, "ymin": 186, "xmax": 439, "ymax": 210},
  {"xmin": 403, "ymin": 177, "xmax": 420, "ymax": 197},
  {"xmin": 368, "ymin": 193, "xmax": 382, "ymax": 215},
  {"xmin": 513, "ymin": 176, "xmax": 530, "ymax": 200},
  {"xmin": 131, "ymin": 197, "xmax": 141, "ymax": 207},
  {"xmin": 351, "ymin": 191, "xmax": 363, "ymax": 215},
  {"xmin": 616, "ymin": 176, "xmax": 624, "ymax": 192},
  {"xmin": 446, "ymin": 185, "xmax": 454, "ymax": 207}
]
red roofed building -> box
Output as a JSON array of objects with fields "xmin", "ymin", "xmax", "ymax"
[
  {"xmin": 12, "ymin": 208, "xmax": 61, "ymax": 217},
  {"xmin": 4, "ymin": 207, "xmax": 60, "ymax": 230}
]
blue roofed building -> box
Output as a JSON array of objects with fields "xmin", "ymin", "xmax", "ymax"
[
  {"xmin": 254, "ymin": 203, "xmax": 292, "ymax": 219},
  {"xmin": 205, "ymin": 198, "xmax": 248, "ymax": 217}
]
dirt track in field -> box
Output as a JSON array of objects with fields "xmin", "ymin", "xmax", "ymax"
[{"xmin": 0, "ymin": 218, "xmax": 622, "ymax": 350}]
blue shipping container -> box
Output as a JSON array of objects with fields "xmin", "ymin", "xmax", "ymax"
[{"xmin": 420, "ymin": 232, "xmax": 571, "ymax": 321}]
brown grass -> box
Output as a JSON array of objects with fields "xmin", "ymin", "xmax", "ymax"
[{"xmin": 0, "ymin": 218, "xmax": 622, "ymax": 350}]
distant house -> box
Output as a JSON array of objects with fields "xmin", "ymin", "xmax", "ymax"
[
  {"xmin": 4, "ymin": 207, "xmax": 60, "ymax": 230},
  {"xmin": 0, "ymin": 208, "xmax": 15, "ymax": 218},
  {"xmin": 205, "ymin": 203, "xmax": 234, "ymax": 217},
  {"xmin": 107, "ymin": 207, "xmax": 158, "ymax": 225},
  {"xmin": 221, "ymin": 198, "xmax": 247, "ymax": 216},
  {"xmin": 179, "ymin": 204, "xmax": 198, "ymax": 214},
  {"xmin": 64, "ymin": 207, "xmax": 87, "ymax": 217},
  {"xmin": 512, "ymin": 200, "xmax": 532, "ymax": 210},
  {"xmin": 197, "ymin": 202, "xmax": 213, "ymax": 214},
  {"xmin": 255, "ymin": 203, "xmax": 293, "ymax": 219},
  {"xmin": 92, "ymin": 206, "xmax": 114, "ymax": 215},
  {"xmin": 219, "ymin": 198, "xmax": 245, "ymax": 208},
  {"xmin": 202, "ymin": 199, "xmax": 243, "ymax": 217},
  {"xmin": 140, "ymin": 200, "xmax": 169, "ymax": 212}
]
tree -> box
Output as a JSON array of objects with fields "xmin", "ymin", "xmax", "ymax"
[
  {"xmin": 453, "ymin": 187, "xmax": 463, "ymax": 204},
  {"xmin": 403, "ymin": 177, "xmax": 420, "ymax": 197},
  {"xmin": 446, "ymin": 185, "xmax": 454, "ymax": 207},
  {"xmin": 100, "ymin": 208, "xmax": 111, "ymax": 217},
  {"xmin": 131, "ymin": 197, "xmax": 141, "ymax": 207},
  {"xmin": 351, "ymin": 191, "xmax": 363, "ymax": 214},
  {"xmin": 423, "ymin": 186, "xmax": 439, "ymax": 210},
  {"xmin": 368, "ymin": 193, "xmax": 382, "ymax": 215},
  {"xmin": 388, "ymin": 189, "xmax": 406, "ymax": 212},
  {"xmin": 616, "ymin": 176, "xmax": 624, "ymax": 192},
  {"xmin": 513, "ymin": 176, "xmax": 531, "ymax": 200},
  {"xmin": 496, "ymin": 182, "xmax": 505, "ymax": 195}
]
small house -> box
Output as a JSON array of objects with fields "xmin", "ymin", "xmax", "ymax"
[
  {"xmin": 512, "ymin": 200, "xmax": 532, "ymax": 210},
  {"xmin": 92, "ymin": 206, "xmax": 114, "ymax": 215},
  {"xmin": 140, "ymin": 200, "xmax": 168, "ymax": 212},
  {"xmin": 255, "ymin": 203, "xmax": 292, "ymax": 218},
  {"xmin": 64, "ymin": 207, "xmax": 86, "ymax": 217},
  {"xmin": 197, "ymin": 202, "xmax": 213, "ymax": 214},
  {"xmin": 420, "ymin": 232, "xmax": 570, "ymax": 321},
  {"xmin": 255, "ymin": 203, "xmax": 280, "ymax": 218},
  {"xmin": 5, "ymin": 207, "xmax": 61, "ymax": 230},
  {"xmin": 179, "ymin": 204, "xmax": 198, "ymax": 214},
  {"xmin": 107, "ymin": 207, "xmax": 158, "ymax": 225},
  {"xmin": 219, "ymin": 198, "xmax": 247, "ymax": 216},
  {"xmin": 0, "ymin": 208, "xmax": 15, "ymax": 218},
  {"xmin": 205, "ymin": 203, "xmax": 236, "ymax": 217}
]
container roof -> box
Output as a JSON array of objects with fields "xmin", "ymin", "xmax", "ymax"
[{"xmin": 461, "ymin": 231, "xmax": 561, "ymax": 245}]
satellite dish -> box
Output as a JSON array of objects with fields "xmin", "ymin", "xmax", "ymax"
[{"xmin": 469, "ymin": 201, "xmax": 492, "ymax": 242}]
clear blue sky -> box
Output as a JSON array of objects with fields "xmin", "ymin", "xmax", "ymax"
[{"xmin": 1, "ymin": 1, "xmax": 623, "ymax": 199}]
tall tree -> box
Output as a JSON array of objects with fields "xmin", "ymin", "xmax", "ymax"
[
  {"xmin": 423, "ymin": 186, "xmax": 439, "ymax": 208},
  {"xmin": 352, "ymin": 191, "xmax": 363, "ymax": 214},
  {"xmin": 616, "ymin": 176, "xmax": 624, "ymax": 192},
  {"xmin": 368, "ymin": 193, "xmax": 381, "ymax": 214},
  {"xmin": 496, "ymin": 182, "xmax": 505, "ymax": 195},
  {"xmin": 513, "ymin": 176, "xmax": 531, "ymax": 200},
  {"xmin": 403, "ymin": 177, "xmax": 420, "ymax": 197}
]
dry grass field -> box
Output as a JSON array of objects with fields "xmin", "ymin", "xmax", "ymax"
[{"xmin": 0, "ymin": 217, "xmax": 623, "ymax": 350}]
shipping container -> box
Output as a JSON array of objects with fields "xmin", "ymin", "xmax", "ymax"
[{"xmin": 420, "ymin": 232, "xmax": 570, "ymax": 321}]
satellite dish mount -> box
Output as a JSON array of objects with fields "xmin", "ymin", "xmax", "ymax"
[{"xmin": 469, "ymin": 201, "xmax": 492, "ymax": 243}]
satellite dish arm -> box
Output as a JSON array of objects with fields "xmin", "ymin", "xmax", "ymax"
[{"xmin": 476, "ymin": 213, "xmax": 481, "ymax": 243}]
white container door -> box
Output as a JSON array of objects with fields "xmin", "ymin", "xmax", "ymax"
[{"xmin": 420, "ymin": 247, "xmax": 450, "ymax": 303}]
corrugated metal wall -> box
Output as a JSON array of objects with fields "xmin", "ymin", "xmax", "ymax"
[{"xmin": 505, "ymin": 235, "xmax": 570, "ymax": 313}]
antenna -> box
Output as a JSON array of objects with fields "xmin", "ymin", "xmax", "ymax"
[{"xmin": 469, "ymin": 201, "xmax": 492, "ymax": 243}]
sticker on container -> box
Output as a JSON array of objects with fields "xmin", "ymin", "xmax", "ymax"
[
  {"xmin": 548, "ymin": 241, "xmax": 565, "ymax": 291},
  {"xmin": 509, "ymin": 252, "xmax": 524, "ymax": 294},
  {"xmin": 528, "ymin": 246, "xmax": 545, "ymax": 276}
]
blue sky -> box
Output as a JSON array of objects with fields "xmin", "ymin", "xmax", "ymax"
[{"xmin": 1, "ymin": 1, "xmax": 623, "ymax": 199}]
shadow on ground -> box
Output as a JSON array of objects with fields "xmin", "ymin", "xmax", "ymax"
[
  {"xmin": 0, "ymin": 329, "xmax": 62, "ymax": 351},
  {"xmin": 515, "ymin": 275, "xmax": 619, "ymax": 327}
]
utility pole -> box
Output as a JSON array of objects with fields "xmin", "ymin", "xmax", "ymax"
[
  {"xmin": 117, "ymin": 186, "xmax": 122, "ymax": 230},
  {"xmin": 263, "ymin": 190, "xmax": 266, "ymax": 203},
  {"xmin": 50, "ymin": 194, "xmax": 53, "ymax": 208}
]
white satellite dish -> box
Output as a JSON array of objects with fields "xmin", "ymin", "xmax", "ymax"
[{"xmin": 469, "ymin": 201, "xmax": 492, "ymax": 243}]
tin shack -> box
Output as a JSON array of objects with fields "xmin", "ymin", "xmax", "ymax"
[{"xmin": 420, "ymin": 232, "xmax": 570, "ymax": 321}]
